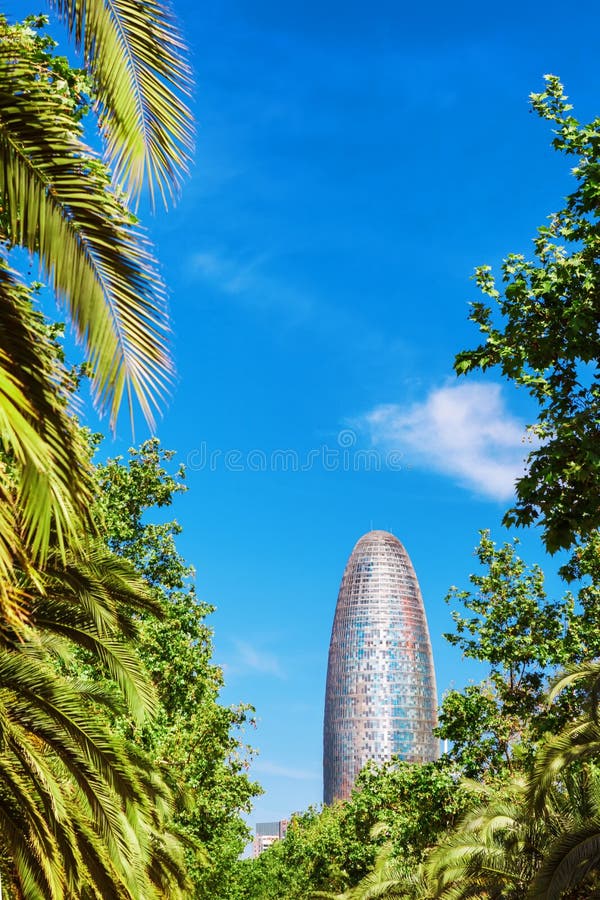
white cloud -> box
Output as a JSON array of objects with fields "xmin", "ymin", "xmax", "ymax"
[
  {"xmin": 361, "ymin": 382, "xmax": 532, "ymax": 500},
  {"xmin": 252, "ymin": 761, "xmax": 319, "ymax": 781},
  {"xmin": 232, "ymin": 640, "xmax": 285, "ymax": 678}
]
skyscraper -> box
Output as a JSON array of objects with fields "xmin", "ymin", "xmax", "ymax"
[{"xmin": 323, "ymin": 530, "xmax": 438, "ymax": 804}]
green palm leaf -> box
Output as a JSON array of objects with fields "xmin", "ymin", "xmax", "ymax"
[
  {"xmin": 0, "ymin": 38, "xmax": 173, "ymax": 430},
  {"xmin": 528, "ymin": 719, "xmax": 600, "ymax": 814},
  {"xmin": 425, "ymin": 785, "xmax": 547, "ymax": 900},
  {"xmin": 39, "ymin": 544, "xmax": 162, "ymax": 721},
  {"xmin": 0, "ymin": 538, "xmax": 191, "ymax": 898},
  {"xmin": 0, "ymin": 263, "xmax": 94, "ymax": 585},
  {"xmin": 528, "ymin": 826, "xmax": 600, "ymax": 899},
  {"xmin": 0, "ymin": 759, "xmax": 61, "ymax": 897},
  {"xmin": 49, "ymin": 0, "xmax": 193, "ymax": 205}
]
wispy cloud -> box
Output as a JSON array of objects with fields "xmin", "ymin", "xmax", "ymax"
[
  {"xmin": 231, "ymin": 640, "xmax": 285, "ymax": 679},
  {"xmin": 360, "ymin": 382, "xmax": 532, "ymax": 500},
  {"xmin": 189, "ymin": 249, "xmax": 315, "ymax": 322},
  {"xmin": 187, "ymin": 247, "xmax": 410, "ymax": 371},
  {"xmin": 191, "ymin": 250, "xmax": 270, "ymax": 297},
  {"xmin": 253, "ymin": 760, "xmax": 320, "ymax": 781}
]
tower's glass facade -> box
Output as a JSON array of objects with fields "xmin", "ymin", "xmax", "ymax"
[{"xmin": 323, "ymin": 530, "xmax": 438, "ymax": 804}]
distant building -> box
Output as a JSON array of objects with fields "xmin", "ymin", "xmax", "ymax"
[
  {"xmin": 252, "ymin": 819, "xmax": 289, "ymax": 857},
  {"xmin": 323, "ymin": 530, "xmax": 438, "ymax": 804}
]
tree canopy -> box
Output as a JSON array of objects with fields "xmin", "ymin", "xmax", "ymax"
[{"xmin": 456, "ymin": 76, "xmax": 600, "ymax": 554}]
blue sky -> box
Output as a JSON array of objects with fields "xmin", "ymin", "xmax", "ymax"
[{"xmin": 9, "ymin": 0, "xmax": 600, "ymax": 826}]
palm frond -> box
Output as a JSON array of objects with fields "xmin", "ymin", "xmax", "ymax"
[
  {"xmin": 0, "ymin": 762, "xmax": 62, "ymax": 898},
  {"xmin": 38, "ymin": 544, "xmax": 162, "ymax": 722},
  {"xmin": 426, "ymin": 807, "xmax": 533, "ymax": 899},
  {"xmin": 548, "ymin": 660, "xmax": 600, "ymax": 709},
  {"xmin": 49, "ymin": 0, "xmax": 193, "ymax": 205},
  {"xmin": 0, "ymin": 262, "xmax": 94, "ymax": 585},
  {"xmin": 528, "ymin": 825, "xmax": 600, "ymax": 900},
  {"xmin": 0, "ymin": 546, "xmax": 188, "ymax": 898},
  {"xmin": 144, "ymin": 826, "xmax": 192, "ymax": 898},
  {"xmin": 0, "ymin": 40, "xmax": 173, "ymax": 429},
  {"xmin": 528, "ymin": 719, "xmax": 600, "ymax": 813}
]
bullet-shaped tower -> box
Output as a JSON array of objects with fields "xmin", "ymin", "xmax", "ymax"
[{"xmin": 323, "ymin": 530, "xmax": 438, "ymax": 804}]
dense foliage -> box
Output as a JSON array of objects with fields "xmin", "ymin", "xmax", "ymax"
[
  {"xmin": 436, "ymin": 530, "xmax": 600, "ymax": 778},
  {"xmin": 231, "ymin": 759, "xmax": 474, "ymax": 898}
]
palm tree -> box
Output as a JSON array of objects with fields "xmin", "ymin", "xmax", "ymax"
[
  {"xmin": 527, "ymin": 766, "xmax": 600, "ymax": 900},
  {"xmin": 334, "ymin": 844, "xmax": 432, "ymax": 899},
  {"xmin": 0, "ymin": 8, "xmax": 192, "ymax": 590},
  {"xmin": 424, "ymin": 779, "xmax": 553, "ymax": 899},
  {"xmin": 424, "ymin": 769, "xmax": 600, "ymax": 900},
  {"xmin": 527, "ymin": 660, "xmax": 600, "ymax": 808},
  {"xmin": 0, "ymin": 540, "xmax": 191, "ymax": 898},
  {"xmin": 520, "ymin": 661, "xmax": 600, "ymax": 898},
  {"xmin": 0, "ymin": 7, "xmax": 195, "ymax": 894},
  {"xmin": 0, "ymin": 7, "xmax": 194, "ymax": 893}
]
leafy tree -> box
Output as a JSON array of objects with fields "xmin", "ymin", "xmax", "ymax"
[
  {"xmin": 95, "ymin": 439, "xmax": 262, "ymax": 898},
  {"xmin": 231, "ymin": 799, "xmax": 375, "ymax": 900},
  {"xmin": 351, "ymin": 759, "xmax": 472, "ymax": 862},
  {"xmin": 436, "ymin": 531, "xmax": 600, "ymax": 778},
  {"xmin": 455, "ymin": 76, "xmax": 600, "ymax": 553}
]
